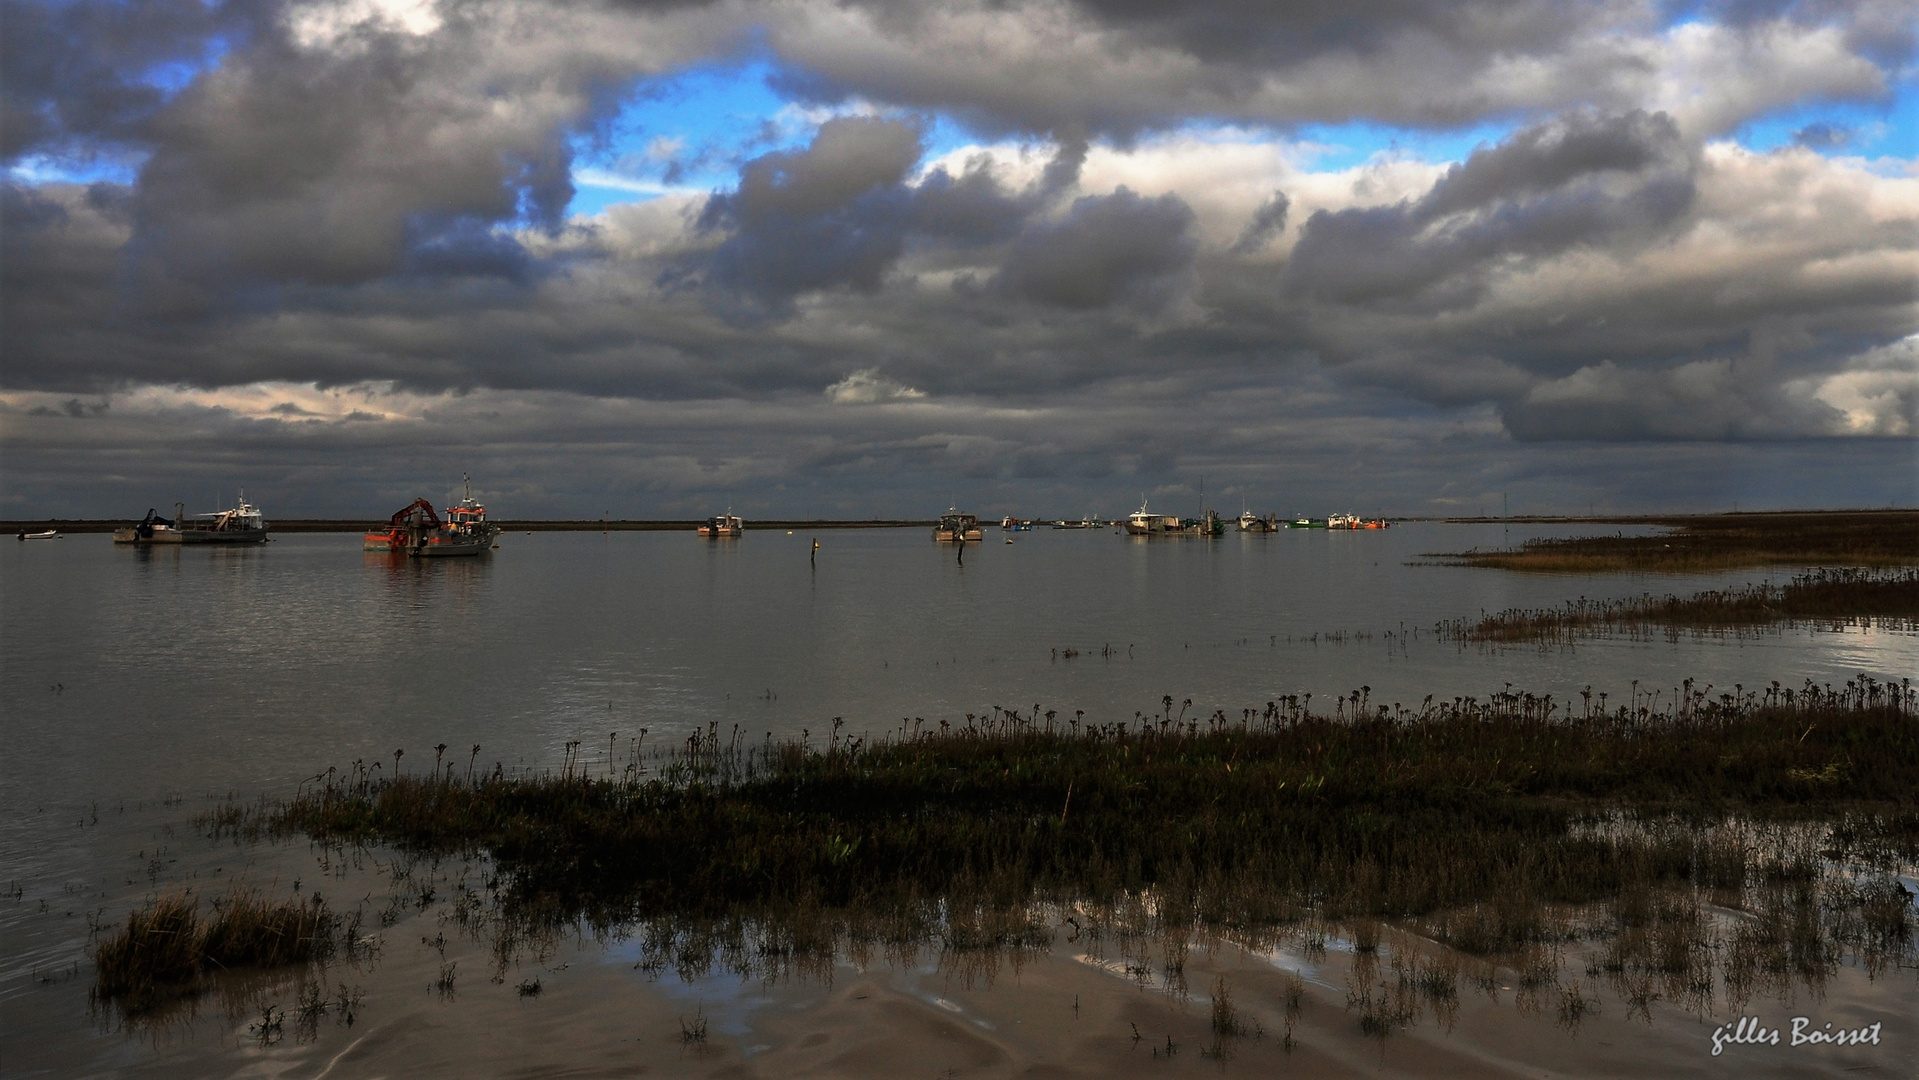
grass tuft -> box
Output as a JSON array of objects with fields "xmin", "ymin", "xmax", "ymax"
[{"xmin": 92, "ymin": 889, "xmax": 335, "ymax": 1013}]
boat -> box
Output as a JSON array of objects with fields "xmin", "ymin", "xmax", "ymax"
[
  {"xmin": 1125, "ymin": 499, "xmax": 1180, "ymax": 535},
  {"xmin": 364, "ymin": 477, "xmax": 499, "ymax": 556},
  {"xmin": 1053, "ymin": 513, "xmax": 1106, "ymax": 529},
  {"xmin": 1238, "ymin": 507, "xmax": 1281, "ymax": 532},
  {"xmin": 698, "ymin": 511, "xmax": 744, "ymax": 537},
  {"xmin": 1184, "ymin": 509, "xmax": 1227, "ymax": 537},
  {"xmin": 113, "ymin": 496, "xmax": 268, "ymax": 544},
  {"xmin": 1286, "ymin": 517, "xmax": 1325, "ymax": 529},
  {"xmin": 16, "ymin": 529, "xmax": 58, "ymax": 540},
  {"xmin": 934, "ymin": 508, "xmax": 982, "ymax": 543},
  {"xmin": 1325, "ymin": 513, "xmax": 1391, "ymax": 530}
]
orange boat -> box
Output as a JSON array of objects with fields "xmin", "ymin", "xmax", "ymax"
[
  {"xmin": 698, "ymin": 511, "xmax": 744, "ymax": 537},
  {"xmin": 365, "ymin": 476, "xmax": 499, "ymax": 556}
]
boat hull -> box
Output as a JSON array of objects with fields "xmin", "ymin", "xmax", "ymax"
[
  {"xmin": 413, "ymin": 536, "xmax": 494, "ymax": 556},
  {"xmin": 114, "ymin": 528, "xmax": 266, "ymax": 544}
]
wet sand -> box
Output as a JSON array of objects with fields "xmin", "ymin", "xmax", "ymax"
[{"xmin": 50, "ymin": 887, "xmax": 1913, "ymax": 1080}]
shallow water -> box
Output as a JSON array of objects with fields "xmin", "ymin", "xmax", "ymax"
[{"xmin": 2, "ymin": 524, "xmax": 1914, "ymax": 1076}]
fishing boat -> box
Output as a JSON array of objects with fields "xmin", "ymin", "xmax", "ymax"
[
  {"xmin": 1325, "ymin": 513, "xmax": 1391, "ymax": 530},
  {"xmin": 1286, "ymin": 517, "xmax": 1326, "ymax": 529},
  {"xmin": 934, "ymin": 508, "xmax": 982, "ymax": 543},
  {"xmin": 699, "ymin": 511, "xmax": 744, "ymax": 537},
  {"xmin": 113, "ymin": 496, "xmax": 268, "ymax": 544},
  {"xmin": 1125, "ymin": 499, "xmax": 1181, "ymax": 535},
  {"xmin": 1238, "ymin": 507, "xmax": 1281, "ymax": 532},
  {"xmin": 364, "ymin": 477, "xmax": 499, "ymax": 557},
  {"xmin": 16, "ymin": 529, "xmax": 58, "ymax": 540},
  {"xmin": 1185, "ymin": 510, "xmax": 1227, "ymax": 537}
]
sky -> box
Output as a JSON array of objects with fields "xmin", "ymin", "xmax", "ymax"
[{"xmin": 2, "ymin": 0, "xmax": 1915, "ymax": 520}]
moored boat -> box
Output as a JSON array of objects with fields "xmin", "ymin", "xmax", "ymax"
[
  {"xmin": 699, "ymin": 511, "xmax": 744, "ymax": 537},
  {"xmin": 365, "ymin": 477, "xmax": 499, "ymax": 557},
  {"xmin": 113, "ymin": 496, "xmax": 267, "ymax": 544},
  {"xmin": 16, "ymin": 529, "xmax": 59, "ymax": 540},
  {"xmin": 1325, "ymin": 513, "xmax": 1390, "ymax": 530},
  {"xmin": 1125, "ymin": 499, "xmax": 1180, "ymax": 535},
  {"xmin": 1238, "ymin": 508, "xmax": 1280, "ymax": 532},
  {"xmin": 934, "ymin": 508, "xmax": 983, "ymax": 543}
]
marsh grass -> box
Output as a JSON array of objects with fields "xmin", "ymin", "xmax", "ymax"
[
  {"xmin": 92, "ymin": 889, "xmax": 336, "ymax": 1014},
  {"xmin": 1434, "ymin": 511, "xmax": 1919, "ymax": 573},
  {"xmin": 1452, "ymin": 569, "xmax": 1919, "ymax": 643},
  {"xmin": 246, "ymin": 677, "xmax": 1916, "ymax": 927},
  {"xmin": 190, "ymin": 675, "xmax": 1919, "ymax": 1036}
]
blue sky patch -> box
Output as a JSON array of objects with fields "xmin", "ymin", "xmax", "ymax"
[{"xmin": 1731, "ymin": 77, "xmax": 1917, "ymax": 160}]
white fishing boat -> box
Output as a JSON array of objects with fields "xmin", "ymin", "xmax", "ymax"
[
  {"xmin": 1125, "ymin": 499, "xmax": 1181, "ymax": 535},
  {"xmin": 113, "ymin": 496, "xmax": 267, "ymax": 544},
  {"xmin": 16, "ymin": 529, "xmax": 58, "ymax": 540}
]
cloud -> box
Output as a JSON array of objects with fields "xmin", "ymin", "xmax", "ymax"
[
  {"xmin": 1500, "ymin": 357, "xmax": 1840, "ymax": 440},
  {"xmin": 1285, "ymin": 111, "xmax": 1695, "ymax": 310},
  {"xmin": 694, "ymin": 115, "xmax": 927, "ymax": 315},
  {"xmin": 993, "ymin": 186, "xmax": 1197, "ymax": 309},
  {"xmin": 1808, "ymin": 335, "xmax": 1919, "ymax": 436},
  {"xmin": 1792, "ymin": 121, "xmax": 1852, "ymax": 150},
  {"xmin": 1230, "ymin": 189, "xmax": 1289, "ymax": 255},
  {"xmin": 2, "ymin": 0, "xmax": 1916, "ymax": 516},
  {"xmin": 1, "ymin": 0, "xmax": 252, "ymax": 163},
  {"xmin": 825, "ymin": 368, "xmax": 927, "ymax": 403}
]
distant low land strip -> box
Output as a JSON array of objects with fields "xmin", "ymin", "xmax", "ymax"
[
  {"xmin": 1434, "ymin": 510, "xmax": 1919, "ymax": 572},
  {"xmin": 1451, "ymin": 568, "xmax": 1919, "ymax": 642},
  {"xmin": 3, "ymin": 518, "xmax": 935, "ymax": 533}
]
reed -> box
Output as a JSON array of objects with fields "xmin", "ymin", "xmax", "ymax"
[
  {"xmin": 92, "ymin": 889, "xmax": 336, "ymax": 1013},
  {"xmin": 1451, "ymin": 569, "xmax": 1919, "ymax": 642},
  {"xmin": 1436, "ymin": 511, "xmax": 1919, "ymax": 573},
  {"xmin": 228, "ymin": 677, "xmax": 1918, "ymax": 950}
]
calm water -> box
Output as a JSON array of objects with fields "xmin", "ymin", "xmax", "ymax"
[{"xmin": 2, "ymin": 524, "xmax": 1913, "ymax": 1075}]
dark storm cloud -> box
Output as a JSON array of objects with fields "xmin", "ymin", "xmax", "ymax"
[
  {"xmin": 993, "ymin": 187, "xmax": 1197, "ymax": 310},
  {"xmin": 125, "ymin": 33, "xmax": 570, "ymax": 298},
  {"xmin": 1230, "ymin": 190, "xmax": 1289, "ymax": 255},
  {"xmin": 768, "ymin": 0, "xmax": 1621, "ymax": 136},
  {"xmin": 1, "ymin": 0, "xmax": 259, "ymax": 161},
  {"xmin": 1286, "ymin": 111, "xmax": 1693, "ymax": 310},
  {"xmin": 690, "ymin": 119, "xmax": 1089, "ymax": 318},
  {"xmin": 694, "ymin": 116, "xmax": 924, "ymax": 314},
  {"xmin": 1064, "ymin": 0, "xmax": 1586, "ymax": 66}
]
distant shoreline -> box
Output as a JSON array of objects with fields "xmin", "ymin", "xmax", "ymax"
[
  {"xmin": 5, "ymin": 509, "xmax": 1910, "ymax": 534},
  {"xmin": 3, "ymin": 519, "xmax": 939, "ymax": 534}
]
